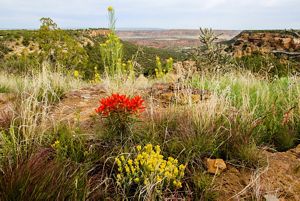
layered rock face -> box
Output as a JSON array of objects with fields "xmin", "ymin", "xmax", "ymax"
[
  {"xmin": 85, "ymin": 29, "xmax": 110, "ymax": 37},
  {"xmin": 228, "ymin": 31, "xmax": 300, "ymax": 58}
]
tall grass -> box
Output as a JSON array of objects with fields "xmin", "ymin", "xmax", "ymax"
[
  {"xmin": 190, "ymin": 71, "xmax": 300, "ymax": 151},
  {"xmin": 0, "ymin": 64, "xmax": 92, "ymax": 200},
  {"xmin": 0, "ymin": 63, "xmax": 86, "ymax": 165}
]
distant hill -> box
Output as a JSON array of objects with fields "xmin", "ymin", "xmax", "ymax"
[{"xmin": 117, "ymin": 29, "xmax": 241, "ymax": 50}]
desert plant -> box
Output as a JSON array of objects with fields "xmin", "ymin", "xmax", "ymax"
[
  {"xmin": 100, "ymin": 33, "xmax": 124, "ymax": 77},
  {"xmin": 0, "ymin": 63, "xmax": 86, "ymax": 170},
  {"xmin": 190, "ymin": 72, "xmax": 300, "ymax": 152},
  {"xmin": 192, "ymin": 28, "xmax": 233, "ymax": 71}
]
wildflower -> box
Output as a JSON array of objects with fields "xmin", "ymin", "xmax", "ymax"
[
  {"xmin": 156, "ymin": 176, "xmax": 162, "ymax": 182},
  {"xmin": 115, "ymin": 144, "xmax": 186, "ymax": 193},
  {"xmin": 51, "ymin": 140, "xmax": 60, "ymax": 149},
  {"xmin": 95, "ymin": 94, "xmax": 145, "ymax": 137},
  {"xmin": 155, "ymin": 145, "xmax": 161, "ymax": 153},
  {"xmin": 107, "ymin": 6, "xmax": 113, "ymax": 12},
  {"xmin": 173, "ymin": 180, "xmax": 182, "ymax": 188},
  {"xmin": 115, "ymin": 157, "xmax": 122, "ymax": 166},
  {"xmin": 120, "ymin": 155, "xmax": 125, "ymax": 162},
  {"xmin": 179, "ymin": 164, "xmax": 185, "ymax": 170},
  {"xmin": 73, "ymin": 70, "xmax": 79, "ymax": 79},
  {"xmin": 128, "ymin": 159, "xmax": 133, "ymax": 166},
  {"xmin": 144, "ymin": 179, "xmax": 149, "ymax": 185},
  {"xmin": 117, "ymin": 174, "xmax": 122, "ymax": 180},
  {"xmin": 125, "ymin": 165, "xmax": 130, "ymax": 174},
  {"xmin": 136, "ymin": 145, "xmax": 142, "ymax": 151},
  {"xmin": 95, "ymin": 94, "xmax": 145, "ymax": 117}
]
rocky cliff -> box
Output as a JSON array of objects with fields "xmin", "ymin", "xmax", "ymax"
[{"xmin": 227, "ymin": 30, "xmax": 300, "ymax": 59}]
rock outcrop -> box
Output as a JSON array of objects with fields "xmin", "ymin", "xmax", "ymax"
[{"xmin": 228, "ymin": 31, "xmax": 300, "ymax": 59}]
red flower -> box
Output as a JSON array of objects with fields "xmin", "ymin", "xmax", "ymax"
[{"xmin": 95, "ymin": 94, "xmax": 145, "ymax": 117}]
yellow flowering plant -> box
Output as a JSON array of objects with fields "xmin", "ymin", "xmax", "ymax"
[
  {"xmin": 166, "ymin": 57, "xmax": 174, "ymax": 72},
  {"xmin": 115, "ymin": 144, "xmax": 186, "ymax": 198},
  {"xmin": 73, "ymin": 70, "xmax": 80, "ymax": 79},
  {"xmin": 91, "ymin": 66, "xmax": 101, "ymax": 83},
  {"xmin": 155, "ymin": 56, "xmax": 174, "ymax": 78},
  {"xmin": 100, "ymin": 6, "xmax": 135, "ymax": 79},
  {"xmin": 107, "ymin": 6, "xmax": 113, "ymax": 12},
  {"xmin": 100, "ymin": 33, "xmax": 123, "ymax": 77}
]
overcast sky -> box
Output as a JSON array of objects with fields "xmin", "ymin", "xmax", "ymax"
[{"xmin": 0, "ymin": 0, "xmax": 299, "ymax": 30}]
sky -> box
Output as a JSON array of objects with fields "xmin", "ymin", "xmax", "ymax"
[{"xmin": 0, "ymin": 0, "xmax": 299, "ymax": 30}]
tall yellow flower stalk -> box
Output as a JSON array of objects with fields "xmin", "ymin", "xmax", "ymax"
[
  {"xmin": 100, "ymin": 6, "xmax": 136, "ymax": 79},
  {"xmin": 100, "ymin": 6, "xmax": 124, "ymax": 77}
]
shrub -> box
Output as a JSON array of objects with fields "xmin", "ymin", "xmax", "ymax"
[
  {"xmin": 115, "ymin": 144, "xmax": 185, "ymax": 199},
  {"xmin": 51, "ymin": 126, "xmax": 89, "ymax": 163},
  {"xmin": 37, "ymin": 18, "xmax": 89, "ymax": 71},
  {"xmin": 191, "ymin": 28, "xmax": 233, "ymax": 71},
  {"xmin": 236, "ymin": 53, "xmax": 299, "ymax": 77}
]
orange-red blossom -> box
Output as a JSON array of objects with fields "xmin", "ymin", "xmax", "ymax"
[{"xmin": 96, "ymin": 94, "xmax": 145, "ymax": 117}]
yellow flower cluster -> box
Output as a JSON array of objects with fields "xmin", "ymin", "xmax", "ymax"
[
  {"xmin": 92, "ymin": 67, "xmax": 101, "ymax": 83},
  {"xmin": 115, "ymin": 144, "xmax": 185, "ymax": 190},
  {"xmin": 107, "ymin": 6, "xmax": 114, "ymax": 12},
  {"xmin": 155, "ymin": 56, "xmax": 174, "ymax": 78},
  {"xmin": 166, "ymin": 57, "xmax": 174, "ymax": 72},
  {"xmin": 102, "ymin": 33, "xmax": 122, "ymax": 46},
  {"xmin": 51, "ymin": 140, "xmax": 60, "ymax": 149},
  {"xmin": 155, "ymin": 56, "xmax": 164, "ymax": 78},
  {"xmin": 73, "ymin": 70, "xmax": 79, "ymax": 79}
]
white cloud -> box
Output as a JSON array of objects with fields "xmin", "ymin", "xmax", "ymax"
[{"xmin": 0, "ymin": 0, "xmax": 299, "ymax": 29}]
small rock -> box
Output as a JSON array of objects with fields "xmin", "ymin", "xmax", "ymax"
[
  {"xmin": 206, "ymin": 158, "xmax": 227, "ymax": 175},
  {"xmin": 81, "ymin": 94, "xmax": 91, "ymax": 99},
  {"xmin": 264, "ymin": 194, "xmax": 279, "ymax": 201},
  {"xmin": 135, "ymin": 74, "xmax": 149, "ymax": 89}
]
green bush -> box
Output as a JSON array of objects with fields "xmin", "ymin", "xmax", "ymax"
[
  {"xmin": 236, "ymin": 53, "xmax": 300, "ymax": 77},
  {"xmin": 51, "ymin": 126, "xmax": 88, "ymax": 163}
]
